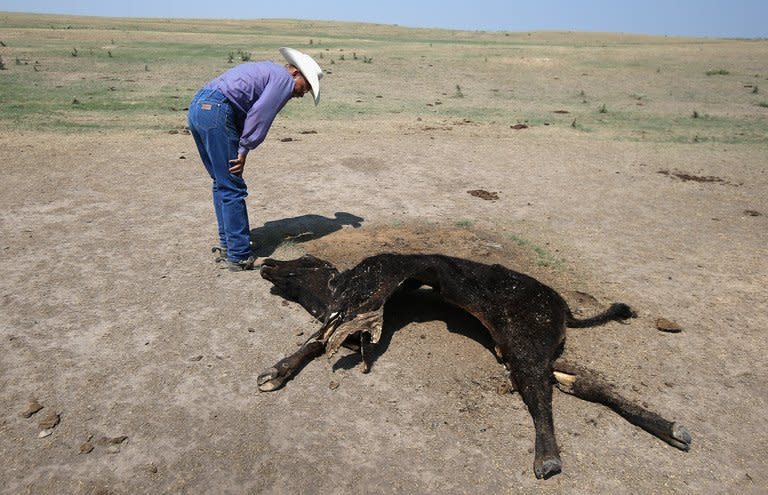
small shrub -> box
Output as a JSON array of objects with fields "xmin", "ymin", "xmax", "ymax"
[
  {"xmin": 362, "ymin": 56, "xmax": 373, "ymax": 64},
  {"xmin": 71, "ymin": 47, "xmax": 78, "ymax": 57},
  {"xmin": 757, "ymin": 102, "xmax": 768, "ymax": 108},
  {"xmin": 752, "ymin": 85, "xmax": 759, "ymax": 94},
  {"xmin": 598, "ymin": 103, "xmax": 607, "ymax": 113},
  {"xmin": 692, "ymin": 110, "xmax": 699, "ymax": 118},
  {"xmin": 455, "ymin": 219, "xmax": 473, "ymax": 228},
  {"xmin": 0, "ymin": 56, "xmax": 5, "ymax": 70},
  {"xmin": 705, "ymin": 69, "xmax": 729, "ymax": 76},
  {"xmin": 454, "ymin": 84, "xmax": 464, "ymax": 98}
]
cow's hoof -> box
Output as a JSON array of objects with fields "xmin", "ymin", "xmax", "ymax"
[
  {"xmin": 257, "ymin": 367, "xmax": 286, "ymax": 392},
  {"xmin": 534, "ymin": 457, "xmax": 562, "ymax": 479},
  {"xmin": 669, "ymin": 423, "xmax": 692, "ymax": 451}
]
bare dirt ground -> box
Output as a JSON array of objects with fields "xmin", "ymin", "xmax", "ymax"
[{"xmin": 1, "ymin": 119, "xmax": 767, "ymax": 494}]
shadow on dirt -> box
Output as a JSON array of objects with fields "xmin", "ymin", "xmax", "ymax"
[
  {"xmin": 250, "ymin": 212, "xmax": 364, "ymax": 257},
  {"xmin": 332, "ymin": 288, "xmax": 498, "ymax": 372}
]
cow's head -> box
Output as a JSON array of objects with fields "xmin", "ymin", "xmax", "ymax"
[{"xmin": 260, "ymin": 255, "xmax": 339, "ymax": 321}]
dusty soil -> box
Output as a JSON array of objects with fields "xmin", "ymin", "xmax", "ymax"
[{"xmin": 1, "ymin": 118, "xmax": 767, "ymax": 493}]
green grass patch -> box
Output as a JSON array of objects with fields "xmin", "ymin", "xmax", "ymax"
[
  {"xmin": 508, "ymin": 234, "xmax": 564, "ymax": 269},
  {"xmin": 1, "ymin": 12, "xmax": 766, "ymax": 142},
  {"xmin": 455, "ymin": 219, "xmax": 474, "ymax": 228}
]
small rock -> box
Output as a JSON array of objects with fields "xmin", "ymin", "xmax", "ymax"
[
  {"xmin": 147, "ymin": 463, "xmax": 158, "ymax": 474},
  {"xmin": 496, "ymin": 382, "xmax": 514, "ymax": 395},
  {"xmin": 79, "ymin": 442, "xmax": 94, "ymax": 454},
  {"xmin": 329, "ymin": 380, "xmax": 340, "ymax": 390},
  {"xmin": 21, "ymin": 399, "xmax": 44, "ymax": 418},
  {"xmin": 468, "ymin": 189, "xmax": 499, "ymax": 201},
  {"xmin": 38, "ymin": 412, "xmax": 60, "ymax": 430},
  {"xmin": 97, "ymin": 435, "xmax": 128, "ymax": 446},
  {"xmin": 38, "ymin": 429, "xmax": 54, "ymax": 438},
  {"xmin": 656, "ymin": 318, "xmax": 682, "ymax": 333},
  {"xmin": 106, "ymin": 445, "xmax": 121, "ymax": 454},
  {"xmin": 189, "ymin": 355, "xmax": 204, "ymax": 362}
]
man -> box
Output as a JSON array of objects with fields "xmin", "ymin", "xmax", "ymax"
[{"xmin": 188, "ymin": 47, "xmax": 323, "ymax": 271}]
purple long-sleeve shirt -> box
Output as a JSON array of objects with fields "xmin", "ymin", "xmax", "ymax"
[{"xmin": 204, "ymin": 61, "xmax": 294, "ymax": 157}]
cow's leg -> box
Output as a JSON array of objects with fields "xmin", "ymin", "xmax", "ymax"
[
  {"xmin": 553, "ymin": 360, "xmax": 691, "ymax": 451},
  {"xmin": 257, "ymin": 340, "xmax": 324, "ymax": 391},
  {"xmin": 360, "ymin": 332, "xmax": 374, "ymax": 373},
  {"xmin": 258, "ymin": 313, "xmax": 343, "ymax": 392},
  {"xmin": 509, "ymin": 362, "xmax": 561, "ymax": 479}
]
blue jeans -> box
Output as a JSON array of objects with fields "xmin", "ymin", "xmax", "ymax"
[{"xmin": 188, "ymin": 88, "xmax": 252, "ymax": 262}]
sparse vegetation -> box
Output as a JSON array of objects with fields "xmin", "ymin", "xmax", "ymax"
[
  {"xmin": 0, "ymin": 13, "xmax": 765, "ymax": 143},
  {"xmin": 455, "ymin": 219, "xmax": 473, "ymax": 228},
  {"xmin": 705, "ymin": 68, "xmax": 730, "ymax": 76},
  {"xmin": 758, "ymin": 102, "xmax": 768, "ymax": 108},
  {"xmin": 508, "ymin": 234, "xmax": 564, "ymax": 269}
]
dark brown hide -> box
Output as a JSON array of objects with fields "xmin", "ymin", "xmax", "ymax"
[{"xmin": 259, "ymin": 253, "xmax": 690, "ymax": 479}]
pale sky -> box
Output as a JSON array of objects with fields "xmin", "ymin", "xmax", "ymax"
[{"xmin": 1, "ymin": 0, "xmax": 766, "ymax": 38}]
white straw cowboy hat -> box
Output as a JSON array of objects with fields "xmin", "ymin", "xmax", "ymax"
[{"xmin": 279, "ymin": 47, "xmax": 323, "ymax": 106}]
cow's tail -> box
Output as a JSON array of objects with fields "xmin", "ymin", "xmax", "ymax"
[{"xmin": 566, "ymin": 303, "xmax": 636, "ymax": 328}]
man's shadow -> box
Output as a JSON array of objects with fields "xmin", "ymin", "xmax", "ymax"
[{"xmin": 250, "ymin": 212, "xmax": 364, "ymax": 258}]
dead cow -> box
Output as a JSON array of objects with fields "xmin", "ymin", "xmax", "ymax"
[{"xmin": 258, "ymin": 253, "xmax": 691, "ymax": 479}]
